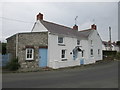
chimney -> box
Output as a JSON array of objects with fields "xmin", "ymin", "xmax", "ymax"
[
  {"xmin": 91, "ymin": 24, "xmax": 97, "ymax": 30},
  {"xmin": 36, "ymin": 13, "xmax": 43, "ymax": 20},
  {"xmin": 73, "ymin": 24, "xmax": 78, "ymax": 30}
]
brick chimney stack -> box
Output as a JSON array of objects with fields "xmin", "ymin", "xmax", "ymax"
[
  {"xmin": 73, "ymin": 24, "xmax": 78, "ymax": 30},
  {"xmin": 91, "ymin": 24, "xmax": 97, "ymax": 30},
  {"xmin": 36, "ymin": 13, "xmax": 43, "ymax": 20}
]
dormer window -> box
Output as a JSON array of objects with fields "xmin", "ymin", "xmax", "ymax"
[{"xmin": 58, "ymin": 37, "xmax": 64, "ymax": 44}]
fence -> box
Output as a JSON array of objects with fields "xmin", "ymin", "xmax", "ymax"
[{"xmin": 0, "ymin": 54, "xmax": 11, "ymax": 67}]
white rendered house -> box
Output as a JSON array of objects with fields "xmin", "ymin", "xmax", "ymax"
[{"xmin": 31, "ymin": 13, "xmax": 103, "ymax": 69}]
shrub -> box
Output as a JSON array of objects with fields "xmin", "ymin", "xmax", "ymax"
[
  {"xmin": 6, "ymin": 57, "xmax": 20, "ymax": 71},
  {"xmin": 116, "ymin": 52, "xmax": 120, "ymax": 60}
]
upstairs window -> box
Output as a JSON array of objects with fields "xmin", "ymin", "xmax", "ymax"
[
  {"xmin": 98, "ymin": 49, "xmax": 100, "ymax": 55},
  {"xmin": 91, "ymin": 40, "xmax": 93, "ymax": 45},
  {"xmin": 26, "ymin": 48, "xmax": 34, "ymax": 60},
  {"xmin": 58, "ymin": 37, "xmax": 63, "ymax": 44},
  {"xmin": 90, "ymin": 49, "xmax": 93, "ymax": 56},
  {"xmin": 77, "ymin": 40, "xmax": 80, "ymax": 45}
]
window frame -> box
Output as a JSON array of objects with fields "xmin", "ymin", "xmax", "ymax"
[
  {"xmin": 98, "ymin": 49, "xmax": 100, "ymax": 55},
  {"xmin": 26, "ymin": 48, "xmax": 34, "ymax": 60},
  {"xmin": 61, "ymin": 49, "xmax": 66, "ymax": 59},
  {"xmin": 58, "ymin": 36, "xmax": 64, "ymax": 44},
  {"xmin": 90, "ymin": 49, "xmax": 93, "ymax": 56},
  {"xmin": 91, "ymin": 40, "xmax": 93, "ymax": 46},
  {"xmin": 77, "ymin": 40, "xmax": 80, "ymax": 45}
]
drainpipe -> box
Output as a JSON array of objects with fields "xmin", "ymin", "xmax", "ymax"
[{"xmin": 16, "ymin": 33, "xmax": 18, "ymax": 58}]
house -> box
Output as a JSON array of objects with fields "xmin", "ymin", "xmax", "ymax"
[
  {"xmin": 6, "ymin": 13, "xmax": 103, "ymax": 70},
  {"xmin": 102, "ymin": 41, "xmax": 120, "ymax": 52}
]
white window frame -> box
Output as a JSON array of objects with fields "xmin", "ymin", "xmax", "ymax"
[
  {"xmin": 90, "ymin": 49, "xmax": 93, "ymax": 56},
  {"xmin": 98, "ymin": 49, "xmax": 100, "ymax": 55},
  {"xmin": 58, "ymin": 36, "xmax": 64, "ymax": 44},
  {"xmin": 77, "ymin": 40, "xmax": 80, "ymax": 45},
  {"xmin": 91, "ymin": 40, "xmax": 93, "ymax": 46},
  {"xmin": 61, "ymin": 49, "xmax": 66, "ymax": 59},
  {"xmin": 26, "ymin": 48, "xmax": 34, "ymax": 60}
]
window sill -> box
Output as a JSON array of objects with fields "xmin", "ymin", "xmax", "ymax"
[
  {"xmin": 58, "ymin": 44, "xmax": 65, "ymax": 46},
  {"xmin": 26, "ymin": 59, "xmax": 34, "ymax": 61},
  {"xmin": 61, "ymin": 59, "xmax": 67, "ymax": 61}
]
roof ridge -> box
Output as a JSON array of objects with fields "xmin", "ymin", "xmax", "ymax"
[
  {"xmin": 79, "ymin": 29, "xmax": 93, "ymax": 32},
  {"xmin": 41, "ymin": 20, "xmax": 74, "ymax": 30}
]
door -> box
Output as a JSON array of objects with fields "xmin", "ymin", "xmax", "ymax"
[
  {"xmin": 39, "ymin": 48, "xmax": 48, "ymax": 67},
  {"xmin": 80, "ymin": 58, "xmax": 84, "ymax": 65}
]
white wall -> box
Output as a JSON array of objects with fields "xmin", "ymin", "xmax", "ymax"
[
  {"xmin": 31, "ymin": 20, "xmax": 103, "ymax": 69},
  {"xmin": 48, "ymin": 34, "xmax": 81, "ymax": 69},
  {"xmin": 48, "ymin": 32, "xmax": 102, "ymax": 69},
  {"xmin": 31, "ymin": 20, "xmax": 48, "ymax": 32},
  {"xmin": 88, "ymin": 30, "xmax": 103, "ymax": 62}
]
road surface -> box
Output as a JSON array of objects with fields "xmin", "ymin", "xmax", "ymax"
[{"xmin": 2, "ymin": 60, "xmax": 118, "ymax": 88}]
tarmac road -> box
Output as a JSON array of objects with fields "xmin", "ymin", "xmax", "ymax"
[{"xmin": 2, "ymin": 60, "xmax": 118, "ymax": 88}]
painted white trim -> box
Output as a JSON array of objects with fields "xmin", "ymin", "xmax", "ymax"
[{"xmin": 26, "ymin": 48, "xmax": 34, "ymax": 60}]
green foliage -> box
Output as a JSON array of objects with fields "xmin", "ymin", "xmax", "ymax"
[
  {"xmin": 103, "ymin": 50, "xmax": 117, "ymax": 56},
  {"xmin": 116, "ymin": 52, "xmax": 120, "ymax": 60},
  {"xmin": 2, "ymin": 43, "xmax": 7, "ymax": 55},
  {"xmin": 6, "ymin": 57, "xmax": 20, "ymax": 71}
]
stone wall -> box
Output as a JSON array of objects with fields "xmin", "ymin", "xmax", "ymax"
[
  {"xmin": 18, "ymin": 32, "xmax": 48, "ymax": 70},
  {"xmin": 7, "ymin": 32, "xmax": 48, "ymax": 70}
]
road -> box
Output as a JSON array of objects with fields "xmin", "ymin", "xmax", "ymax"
[{"xmin": 2, "ymin": 60, "xmax": 118, "ymax": 88}]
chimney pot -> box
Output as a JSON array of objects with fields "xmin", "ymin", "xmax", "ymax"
[
  {"xmin": 36, "ymin": 13, "xmax": 43, "ymax": 20},
  {"xmin": 91, "ymin": 24, "xmax": 97, "ymax": 30},
  {"xmin": 73, "ymin": 24, "xmax": 78, "ymax": 30}
]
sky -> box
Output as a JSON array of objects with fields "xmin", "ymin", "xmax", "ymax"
[{"xmin": 0, "ymin": 1, "xmax": 119, "ymax": 42}]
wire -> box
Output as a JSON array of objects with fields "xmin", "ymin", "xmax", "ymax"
[{"xmin": 0, "ymin": 17, "xmax": 34, "ymax": 24}]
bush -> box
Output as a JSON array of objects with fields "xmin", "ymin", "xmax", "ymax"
[
  {"xmin": 6, "ymin": 57, "xmax": 20, "ymax": 71},
  {"xmin": 116, "ymin": 52, "xmax": 120, "ymax": 60}
]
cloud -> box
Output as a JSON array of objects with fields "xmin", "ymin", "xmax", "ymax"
[{"xmin": 1, "ymin": 2, "xmax": 118, "ymax": 42}]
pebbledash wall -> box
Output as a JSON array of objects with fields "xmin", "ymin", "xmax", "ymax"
[{"xmin": 7, "ymin": 32, "xmax": 48, "ymax": 70}]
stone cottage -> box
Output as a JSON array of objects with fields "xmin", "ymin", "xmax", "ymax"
[{"xmin": 6, "ymin": 13, "xmax": 103, "ymax": 70}]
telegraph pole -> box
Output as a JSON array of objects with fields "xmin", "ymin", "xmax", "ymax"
[{"xmin": 109, "ymin": 26, "xmax": 112, "ymax": 50}]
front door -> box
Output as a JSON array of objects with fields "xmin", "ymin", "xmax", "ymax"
[
  {"xmin": 80, "ymin": 58, "xmax": 84, "ymax": 65},
  {"xmin": 39, "ymin": 48, "xmax": 48, "ymax": 67}
]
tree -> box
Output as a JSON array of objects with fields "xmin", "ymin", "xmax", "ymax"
[
  {"xmin": 2, "ymin": 43, "xmax": 7, "ymax": 55},
  {"xmin": 116, "ymin": 41, "xmax": 120, "ymax": 46}
]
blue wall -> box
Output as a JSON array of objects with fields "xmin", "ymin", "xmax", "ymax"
[{"xmin": 0, "ymin": 54, "xmax": 10, "ymax": 66}]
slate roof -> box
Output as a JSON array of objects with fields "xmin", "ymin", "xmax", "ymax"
[{"xmin": 40, "ymin": 20, "xmax": 94, "ymax": 39}]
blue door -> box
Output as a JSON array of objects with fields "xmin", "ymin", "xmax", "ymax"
[
  {"xmin": 80, "ymin": 59, "xmax": 84, "ymax": 65},
  {"xmin": 39, "ymin": 48, "xmax": 48, "ymax": 67}
]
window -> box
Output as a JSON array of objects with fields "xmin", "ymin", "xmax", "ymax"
[
  {"xmin": 77, "ymin": 40, "xmax": 80, "ymax": 45},
  {"xmin": 98, "ymin": 49, "xmax": 100, "ymax": 55},
  {"xmin": 26, "ymin": 48, "xmax": 34, "ymax": 60},
  {"xmin": 58, "ymin": 37, "xmax": 63, "ymax": 44},
  {"xmin": 61, "ymin": 50, "xmax": 66, "ymax": 59},
  {"xmin": 90, "ymin": 49, "xmax": 93, "ymax": 56},
  {"xmin": 91, "ymin": 40, "xmax": 93, "ymax": 45}
]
